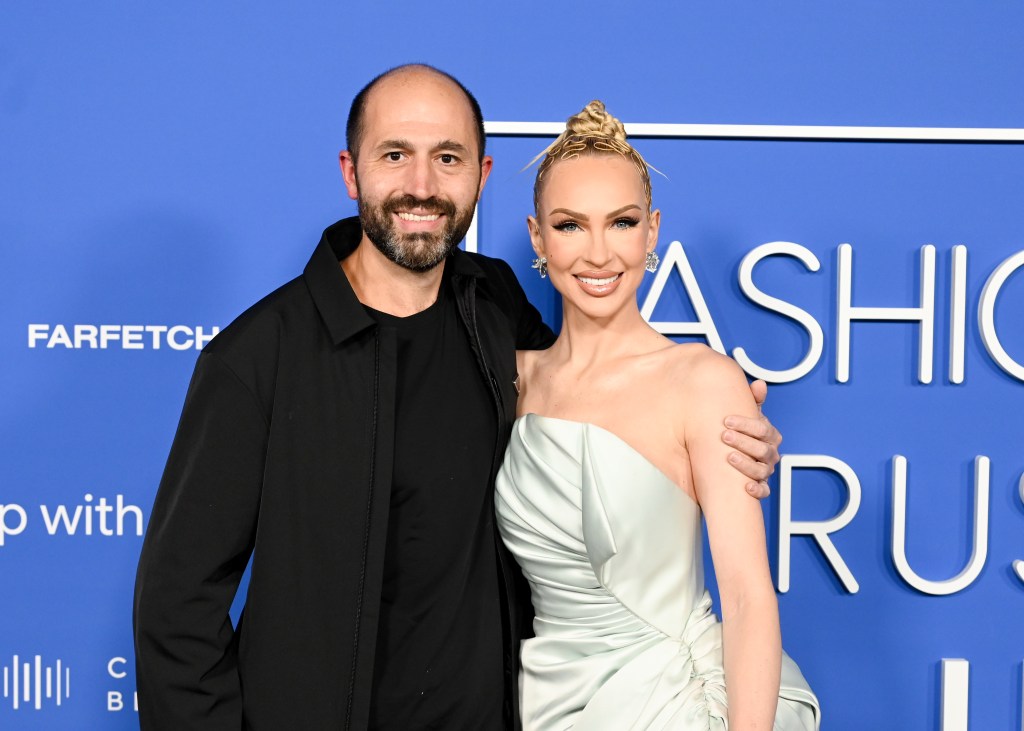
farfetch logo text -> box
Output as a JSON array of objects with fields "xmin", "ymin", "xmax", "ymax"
[
  {"xmin": 2, "ymin": 655, "xmax": 70, "ymax": 710},
  {"xmin": 27, "ymin": 323, "xmax": 220, "ymax": 350}
]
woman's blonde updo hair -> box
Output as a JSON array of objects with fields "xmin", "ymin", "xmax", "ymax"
[{"xmin": 532, "ymin": 100, "xmax": 654, "ymax": 213}]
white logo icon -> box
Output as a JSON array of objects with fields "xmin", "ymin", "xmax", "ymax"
[{"xmin": 2, "ymin": 655, "xmax": 70, "ymax": 710}]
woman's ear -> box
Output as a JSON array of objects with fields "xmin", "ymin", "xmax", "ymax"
[
  {"xmin": 527, "ymin": 215, "xmax": 545, "ymax": 258},
  {"xmin": 647, "ymin": 209, "xmax": 661, "ymax": 254}
]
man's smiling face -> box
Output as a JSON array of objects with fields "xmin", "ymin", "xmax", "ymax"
[{"xmin": 342, "ymin": 68, "xmax": 492, "ymax": 272}]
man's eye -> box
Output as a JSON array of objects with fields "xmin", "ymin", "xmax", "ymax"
[
  {"xmin": 439, "ymin": 154, "xmax": 457, "ymax": 164},
  {"xmin": 387, "ymin": 152, "xmax": 403, "ymax": 161}
]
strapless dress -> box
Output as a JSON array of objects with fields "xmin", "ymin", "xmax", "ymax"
[{"xmin": 495, "ymin": 414, "xmax": 821, "ymax": 730}]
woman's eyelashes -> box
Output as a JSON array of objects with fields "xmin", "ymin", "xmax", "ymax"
[
  {"xmin": 550, "ymin": 216, "xmax": 640, "ymax": 233},
  {"xmin": 551, "ymin": 219, "xmax": 581, "ymax": 233}
]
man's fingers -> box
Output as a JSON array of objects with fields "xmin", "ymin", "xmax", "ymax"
[
  {"xmin": 727, "ymin": 450, "xmax": 774, "ymax": 482},
  {"xmin": 720, "ymin": 413, "xmax": 770, "ymax": 442},
  {"xmin": 749, "ymin": 379, "xmax": 768, "ymax": 408},
  {"xmin": 745, "ymin": 480, "xmax": 771, "ymax": 500},
  {"xmin": 723, "ymin": 429, "xmax": 775, "ymax": 462},
  {"xmin": 770, "ymin": 415, "xmax": 783, "ymax": 448},
  {"xmin": 758, "ymin": 413, "xmax": 783, "ymax": 447}
]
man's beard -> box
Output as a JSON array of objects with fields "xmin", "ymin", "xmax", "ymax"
[{"xmin": 358, "ymin": 193, "xmax": 476, "ymax": 272}]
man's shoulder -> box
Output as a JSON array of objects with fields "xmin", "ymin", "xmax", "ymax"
[
  {"xmin": 458, "ymin": 250, "xmax": 523, "ymax": 297},
  {"xmin": 462, "ymin": 249, "xmax": 514, "ymax": 274},
  {"xmin": 202, "ymin": 275, "xmax": 313, "ymax": 360}
]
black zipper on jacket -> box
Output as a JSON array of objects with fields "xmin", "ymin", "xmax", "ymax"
[
  {"xmin": 345, "ymin": 331, "xmax": 380, "ymax": 729},
  {"xmin": 454, "ymin": 277, "xmax": 504, "ymax": 435},
  {"xmin": 453, "ymin": 274, "xmax": 521, "ymax": 729}
]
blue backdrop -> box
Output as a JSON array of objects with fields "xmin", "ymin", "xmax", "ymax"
[{"xmin": 3, "ymin": 2, "xmax": 1022, "ymax": 728}]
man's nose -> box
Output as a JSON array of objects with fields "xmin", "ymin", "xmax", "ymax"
[{"xmin": 404, "ymin": 157, "xmax": 439, "ymax": 200}]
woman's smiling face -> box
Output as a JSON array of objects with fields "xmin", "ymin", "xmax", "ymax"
[{"xmin": 529, "ymin": 154, "xmax": 659, "ymax": 319}]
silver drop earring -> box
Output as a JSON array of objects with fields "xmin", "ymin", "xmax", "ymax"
[
  {"xmin": 645, "ymin": 250, "xmax": 660, "ymax": 273},
  {"xmin": 532, "ymin": 257, "xmax": 548, "ymax": 278}
]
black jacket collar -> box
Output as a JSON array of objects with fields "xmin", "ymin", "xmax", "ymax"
[{"xmin": 303, "ymin": 216, "xmax": 486, "ymax": 345}]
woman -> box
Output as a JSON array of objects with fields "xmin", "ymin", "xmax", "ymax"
[{"xmin": 495, "ymin": 101, "xmax": 821, "ymax": 730}]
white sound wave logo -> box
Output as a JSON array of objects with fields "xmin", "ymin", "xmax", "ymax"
[{"xmin": 2, "ymin": 655, "xmax": 70, "ymax": 710}]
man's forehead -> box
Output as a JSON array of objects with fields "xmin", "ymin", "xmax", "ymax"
[
  {"xmin": 361, "ymin": 74, "xmax": 479, "ymax": 147},
  {"xmin": 368, "ymin": 74, "xmax": 470, "ymax": 113}
]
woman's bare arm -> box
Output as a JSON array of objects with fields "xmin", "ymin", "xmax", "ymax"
[{"xmin": 681, "ymin": 349, "xmax": 782, "ymax": 730}]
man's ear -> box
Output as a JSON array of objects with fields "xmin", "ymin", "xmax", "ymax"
[
  {"xmin": 476, "ymin": 155, "xmax": 494, "ymax": 202},
  {"xmin": 339, "ymin": 151, "xmax": 358, "ymax": 201}
]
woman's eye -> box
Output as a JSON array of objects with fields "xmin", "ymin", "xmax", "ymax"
[
  {"xmin": 613, "ymin": 217, "xmax": 639, "ymax": 229},
  {"xmin": 553, "ymin": 221, "xmax": 580, "ymax": 233}
]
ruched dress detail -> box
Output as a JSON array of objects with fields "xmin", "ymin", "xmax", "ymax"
[{"xmin": 495, "ymin": 414, "xmax": 821, "ymax": 730}]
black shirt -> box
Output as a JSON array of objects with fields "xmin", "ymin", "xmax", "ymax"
[{"xmin": 365, "ymin": 269, "xmax": 503, "ymax": 729}]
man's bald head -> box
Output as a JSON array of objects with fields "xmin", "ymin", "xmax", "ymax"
[{"xmin": 345, "ymin": 64, "xmax": 487, "ymax": 163}]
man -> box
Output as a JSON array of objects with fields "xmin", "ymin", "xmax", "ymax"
[{"xmin": 134, "ymin": 64, "xmax": 782, "ymax": 730}]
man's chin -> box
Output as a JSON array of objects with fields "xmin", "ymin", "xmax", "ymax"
[{"xmin": 372, "ymin": 235, "xmax": 453, "ymax": 273}]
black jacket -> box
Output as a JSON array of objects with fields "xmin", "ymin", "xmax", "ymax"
[{"xmin": 133, "ymin": 217, "xmax": 555, "ymax": 729}]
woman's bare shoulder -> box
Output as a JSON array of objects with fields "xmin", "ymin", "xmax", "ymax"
[
  {"xmin": 662, "ymin": 342, "xmax": 741, "ymax": 377},
  {"xmin": 661, "ymin": 343, "xmax": 753, "ymax": 409}
]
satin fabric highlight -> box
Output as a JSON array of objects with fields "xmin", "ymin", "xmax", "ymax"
[{"xmin": 495, "ymin": 414, "xmax": 820, "ymax": 730}]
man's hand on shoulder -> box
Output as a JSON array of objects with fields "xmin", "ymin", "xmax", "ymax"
[{"xmin": 722, "ymin": 379, "xmax": 781, "ymax": 499}]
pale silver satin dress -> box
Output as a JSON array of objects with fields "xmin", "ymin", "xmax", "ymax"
[{"xmin": 495, "ymin": 414, "xmax": 821, "ymax": 730}]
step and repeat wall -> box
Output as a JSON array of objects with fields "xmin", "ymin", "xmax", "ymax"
[{"xmin": 3, "ymin": 3, "xmax": 1022, "ymax": 729}]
